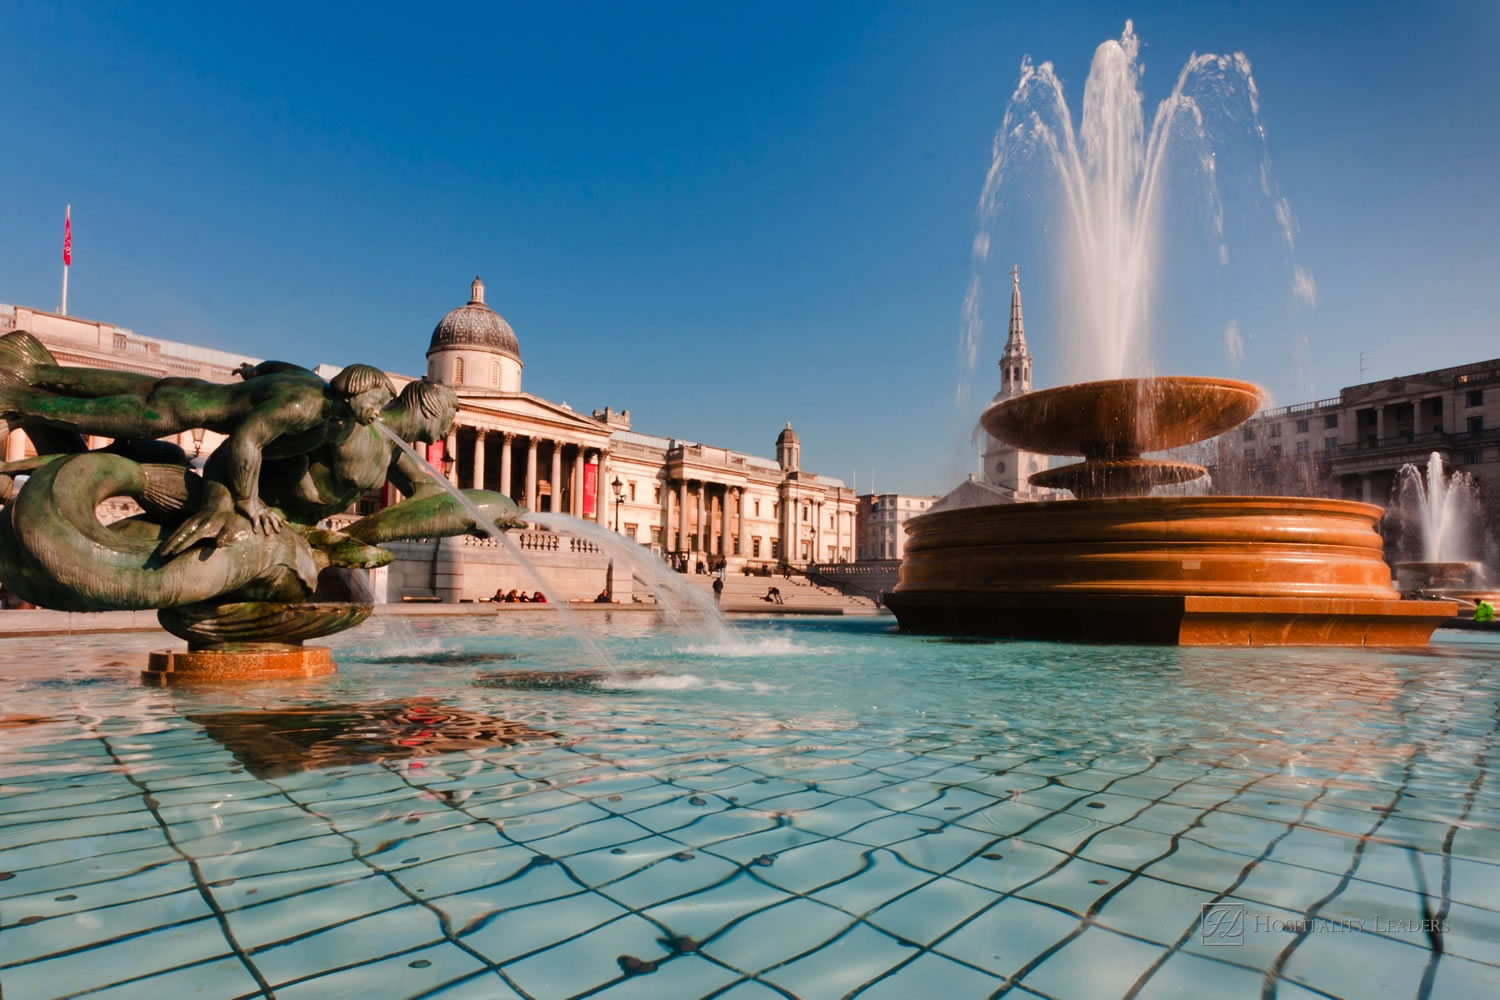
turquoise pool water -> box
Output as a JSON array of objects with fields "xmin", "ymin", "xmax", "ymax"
[{"xmin": 1, "ymin": 615, "xmax": 1497, "ymax": 999}]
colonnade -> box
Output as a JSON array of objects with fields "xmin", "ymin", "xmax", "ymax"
[
  {"xmin": 444, "ymin": 427, "xmax": 610, "ymax": 524},
  {"xmin": 662, "ymin": 479, "xmax": 748, "ymax": 560}
]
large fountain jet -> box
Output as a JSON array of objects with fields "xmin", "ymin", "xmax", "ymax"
[{"xmin": 962, "ymin": 21, "xmax": 1283, "ymax": 389}]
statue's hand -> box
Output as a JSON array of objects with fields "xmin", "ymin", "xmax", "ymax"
[
  {"xmin": 236, "ymin": 496, "xmax": 284, "ymax": 535},
  {"xmin": 160, "ymin": 504, "xmax": 241, "ymax": 557}
]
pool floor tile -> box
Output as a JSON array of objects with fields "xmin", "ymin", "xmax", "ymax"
[
  {"xmin": 850, "ymin": 951, "xmax": 1004, "ymax": 999},
  {"xmin": 271, "ymin": 941, "xmax": 487, "ymax": 1000},
  {"xmin": 700, "ymin": 897, "xmax": 857, "ymax": 974},
  {"xmin": 0, "ymin": 916, "xmax": 234, "ymax": 999},
  {"xmin": 462, "ymin": 890, "xmax": 628, "ymax": 963},
  {"xmin": 865, "ymin": 874, "xmax": 1000, "ymax": 945},
  {"xmin": 1020, "ymin": 926, "xmax": 1167, "ymax": 998},
  {"xmin": 762, "ymin": 922, "xmax": 918, "ymax": 996},
  {"xmin": 934, "ymin": 895, "xmax": 1081, "ymax": 978},
  {"xmin": 500, "ymin": 913, "xmax": 669, "ymax": 1000}
]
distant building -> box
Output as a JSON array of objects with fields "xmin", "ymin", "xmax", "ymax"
[
  {"xmin": 857, "ymin": 492, "xmax": 939, "ymax": 561},
  {"xmin": 980, "ymin": 267, "xmax": 1049, "ymax": 500},
  {"xmin": 1213, "ymin": 358, "xmax": 1500, "ymax": 507}
]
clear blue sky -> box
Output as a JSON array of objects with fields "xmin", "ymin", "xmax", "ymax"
[{"xmin": 2, "ymin": 1, "xmax": 1496, "ymax": 494}]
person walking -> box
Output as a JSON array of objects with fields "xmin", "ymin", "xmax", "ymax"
[{"xmin": 712, "ymin": 576, "xmax": 724, "ymax": 605}]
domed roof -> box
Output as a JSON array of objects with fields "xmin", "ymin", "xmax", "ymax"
[
  {"xmin": 426, "ymin": 277, "xmax": 520, "ymax": 362},
  {"xmin": 777, "ymin": 422, "xmax": 799, "ymax": 445}
]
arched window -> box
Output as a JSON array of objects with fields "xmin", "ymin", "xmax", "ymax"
[
  {"xmin": 490, "ymin": 361, "xmax": 499, "ymax": 387},
  {"xmin": 455, "ymin": 357, "xmax": 465, "ymax": 385}
]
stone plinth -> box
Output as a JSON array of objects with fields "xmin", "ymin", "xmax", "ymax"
[
  {"xmin": 142, "ymin": 647, "xmax": 338, "ymax": 685},
  {"xmin": 885, "ymin": 496, "xmax": 1455, "ymax": 646}
]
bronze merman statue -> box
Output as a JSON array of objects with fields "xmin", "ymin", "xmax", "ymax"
[{"xmin": 0, "ymin": 330, "xmax": 525, "ymax": 681}]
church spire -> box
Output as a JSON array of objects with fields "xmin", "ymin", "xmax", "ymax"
[{"xmin": 998, "ymin": 266, "xmax": 1032, "ymax": 399}]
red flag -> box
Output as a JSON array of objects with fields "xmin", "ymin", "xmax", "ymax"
[{"xmin": 63, "ymin": 206, "xmax": 72, "ymax": 266}]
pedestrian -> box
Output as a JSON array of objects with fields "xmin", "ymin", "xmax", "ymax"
[{"xmin": 712, "ymin": 576, "xmax": 724, "ymax": 604}]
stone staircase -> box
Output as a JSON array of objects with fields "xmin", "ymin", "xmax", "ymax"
[{"xmin": 676, "ymin": 572, "xmax": 883, "ymax": 615}]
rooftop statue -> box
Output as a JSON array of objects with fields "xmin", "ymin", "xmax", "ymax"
[{"xmin": 0, "ymin": 330, "xmax": 524, "ymax": 680}]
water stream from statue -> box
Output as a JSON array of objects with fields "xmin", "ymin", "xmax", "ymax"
[
  {"xmin": 374, "ymin": 424, "xmax": 612, "ymax": 669},
  {"xmin": 524, "ymin": 512, "xmax": 739, "ymax": 645}
]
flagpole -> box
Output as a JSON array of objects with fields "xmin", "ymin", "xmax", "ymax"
[{"xmin": 60, "ymin": 204, "xmax": 71, "ymax": 316}]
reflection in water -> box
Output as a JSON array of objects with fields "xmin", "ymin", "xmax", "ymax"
[
  {"xmin": 186, "ymin": 700, "xmax": 558, "ymax": 778},
  {"xmin": 355, "ymin": 650, "xmax": 523, "ymax": 666},
  {"xmin": 474, "ymin": 668, "xmax": 665, "ymax": 692}
]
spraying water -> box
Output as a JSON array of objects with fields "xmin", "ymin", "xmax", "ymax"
[
  {"xmin": 526, "ymin": 511, "xmax": 740, "ymax": 646},
  {"xmin": 1396, "ymin": 451, "xmax": 1483, "ymax": 564},
  {"xmin": 960, "ymin": 21, "xmax": 1304, "ymax": 397},
  {"xmin": 373, "ymin": 423, "xmax": 613, "ymax": 669}
]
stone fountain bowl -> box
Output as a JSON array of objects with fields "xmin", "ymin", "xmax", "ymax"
[
  {"xmin": 1394, "ymin": 561, "xmax": 1482, "ymax": 588},
  {"xmin": 982, "ymin": 376, "xmax": 1266, "ymax": 457}
]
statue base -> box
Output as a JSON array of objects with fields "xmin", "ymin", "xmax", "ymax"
[{"xmin": 142, "ymin": 646, "xmax": 338, "ymax": 686}]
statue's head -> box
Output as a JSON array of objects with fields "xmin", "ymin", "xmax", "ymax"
[
  {"xmin": 394, "ymin": 378, "xmax": 460, "ymax": 442},
  {"xmin": 330, "ymin": 364, "xmax": 397, "ymax": 424}
]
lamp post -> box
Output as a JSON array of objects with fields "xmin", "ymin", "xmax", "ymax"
[
  {"xmin": 190, "ymin": 427, "xmax": 206, "ymax": 458},
  {"xmin": 441, "ymin": 450, "xmax": 457, "ymax": 481},
  {"xmin": 611, "ymin": 476, "xmax": 625, "ymax": 533}
]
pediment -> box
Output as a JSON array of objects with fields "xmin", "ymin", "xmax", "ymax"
[{"xmin": 456, "ymin": 392, "xmax": 610, "ymax": 439}]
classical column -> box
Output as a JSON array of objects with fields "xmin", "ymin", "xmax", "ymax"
[
  {"xmin": 550, "ymin": 442, "xmax": 564, "ymax": 515},
  {"xmin": 596, "ymin": 450, "xmax": 611, "ymax": 524},
  {"xmin": 572, "ymin": 445, "xmax": 585, "ymax": 517},
  {"xmin": 445, "ymin": 429, "xmax": 459, "ymax": 486},
  {"xmin": 677, "ymin": 478, "xmax": 689, "ymax": 552},
  {"xmin": 471, "ymin": 429, "xmax": 487, "ymax": 491},
  {"xmin": 720, "ymin": 486, "xmax": 731, "ymax": 557},
  {"xmin": 664, "ymin": 480, "xmax": 676, "ymax": 549},
  {"xmin": 4, "ymin": 431, "xmax": 26, "ymax": 462},
  {"xmin": 733, "ymin": 488, "xmax": 745, "ymax": 556},
  {"xmin": 525, "ymin": 438, "xmax": 539, "ymax": 512},
  {"xmin": 499, "ymin": 433, "xmax": 514, "ymax": 500},
  {"xmin": 697, "ymin": 483, "xmax": 707, "ymax": 554}
]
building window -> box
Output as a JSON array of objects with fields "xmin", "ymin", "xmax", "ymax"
[
  {"xmin": 454, "ymin": 357, "xmax": 465, "ymax": 385},
  {"xmin": 650, "ymin": 526, "xmax": 662, "ymax": 545},
  {"xmin": 1269, "ymin": 424, "xmax": 1281, "ymax": 438},
  {"xmin": 828, "ymin": 514, "xmax": 834, "ymax": 529},
  {"xmin": 1242, "ymin": 427, "xmax": 1255, "ymax": 441},
  {"xmin": 1245, "ymin": 448, "xmax": 1256, "ymax": 461},
  {"xmin": 1325, "ymin": 437, "xmax": 1337, "ymax": 452},
  {"xmin": 654, "ymin": 485, "xmax": 661, "ymax": 503},
  {"xmin": 773, "ymin": 503, "xmax": 779, "ymax": 518},
  {"xmin": 754, "ymin": 499, "xmax": 761, "ymax": 516},
  {"xmin": 1295, "ymin": 439, "xmax": 1309, "ymax": 454},
  {"xmin": 629, "ymin": 482, "xmax": 637, "ymax": 502},
  {"xmin": 1324, "ymin": 413, "xmax": 1339, "ymax": 429},
  {"xmin": 1293, "ymin": 418, "xmax": 1308, "ymax": 433},
  {"xmin": 1465, "ymin": 450, "xmax": 1482, "ymax": 465},
  {"xmin": 752, "ymin": 536, "xmax": 761, "ymax": 557},
  {"xmin": 1469, "ymin": 416, "xmax": 1484, "ymax": 434},
  {"xmin": 623, "ymin": 522, "xmax": 638, "ymax": 541},
  {"xmin": 770, "ymin": 538, "xmax": 780, "ymax": 559},
  {"xmin": 733, "ymin": 535, "xmax": 740, "ymax": 555},
  {"xmin": 802, "ymin": 505, "xmax": 809, "ymax": 522},
  {"xmin": 490, "ymin": 361, "xmax": 499, "ymax": 387},
  {"xmin": 1270, "ymin": 444, "xmax": 1282, "ymax": 457},
  {"xmin": 1468, "ymin": 389, "xmax": 1484, "ymax": 407}
]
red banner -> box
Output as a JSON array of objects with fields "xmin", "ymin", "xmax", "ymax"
[
  {"xmin": 63, "ymin": 207, "xmax": 71, "ymax": 266},
  {"xmin": 427, "ymin": 440, "xmax": 445, "ymax": 471},
  {"xmin": 583, "ymin": 461, "xmax": 597, "ymax": 517}
]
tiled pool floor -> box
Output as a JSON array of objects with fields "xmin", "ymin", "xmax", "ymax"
[{"xmin": 1, "ymin": 617, "xmax": 1498, "ymax": 998}]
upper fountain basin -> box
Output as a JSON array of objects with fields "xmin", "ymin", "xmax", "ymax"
[{"xmin": 982, "ymin": 376, "xmax": 1266, "ymax": 457}]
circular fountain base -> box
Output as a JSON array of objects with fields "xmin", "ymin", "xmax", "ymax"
[
  {"xmin": 142, "ymin": 646, "xmax": 338, "ymax": 685},
  {"xmin": 884, "ymin": 496, "xmax": 1455, "ymax": 646}
]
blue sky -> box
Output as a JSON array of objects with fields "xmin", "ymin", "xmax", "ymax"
[{"xmin": 2, "ymin": 1, "xmax": 1496, "ymax": 494}]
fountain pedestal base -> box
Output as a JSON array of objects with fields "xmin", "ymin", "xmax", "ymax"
[
  {"xmin": 142, "ymin": 647, "xmax": 338, "ymax": 686},
  {"xmin": 883, "ymin": 591, "xmax": 1455, "ymax": 646}
]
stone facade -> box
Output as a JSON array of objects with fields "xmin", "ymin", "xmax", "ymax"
[{"xmin": 856, "ymin": 492, "xmax": 939, "ymax": 560}]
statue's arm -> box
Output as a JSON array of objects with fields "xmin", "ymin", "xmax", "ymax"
[
  {"xmin": 388, "ymin": 449, "xmax": 448, "ymax": 501},
  {"xmin": 224, "ymin": 399, "xmax": 316, "ymax": 533}
]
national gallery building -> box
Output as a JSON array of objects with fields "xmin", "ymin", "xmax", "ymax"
[{"xmin": 0, "ymin": 279, "xmax": 855, "ymax": 599}]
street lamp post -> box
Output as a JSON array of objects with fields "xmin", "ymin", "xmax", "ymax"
[{"xmin": 611, "ymin": 476, "xmax": 625, "ymax": 533}]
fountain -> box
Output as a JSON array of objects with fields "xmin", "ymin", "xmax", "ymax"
[
  {"xmin": 888, "ymin": 26, "xmax": 1454, "ymax": 645},
  {"xmin": 1392, "ymin": 451, "xmax": 1494, "ymax": 607},
  {"xmin": 885, "ymin": 376, "xmax": 1455, "ymax": 644}
]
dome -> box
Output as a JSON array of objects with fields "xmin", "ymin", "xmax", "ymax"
[
  {"xmin": 426, "ymin": 277, "xmax": 520, "ymax": 362},
  {"xmin": 776, "ymin": 422, "xmax": 799, "ymax": 446}
]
